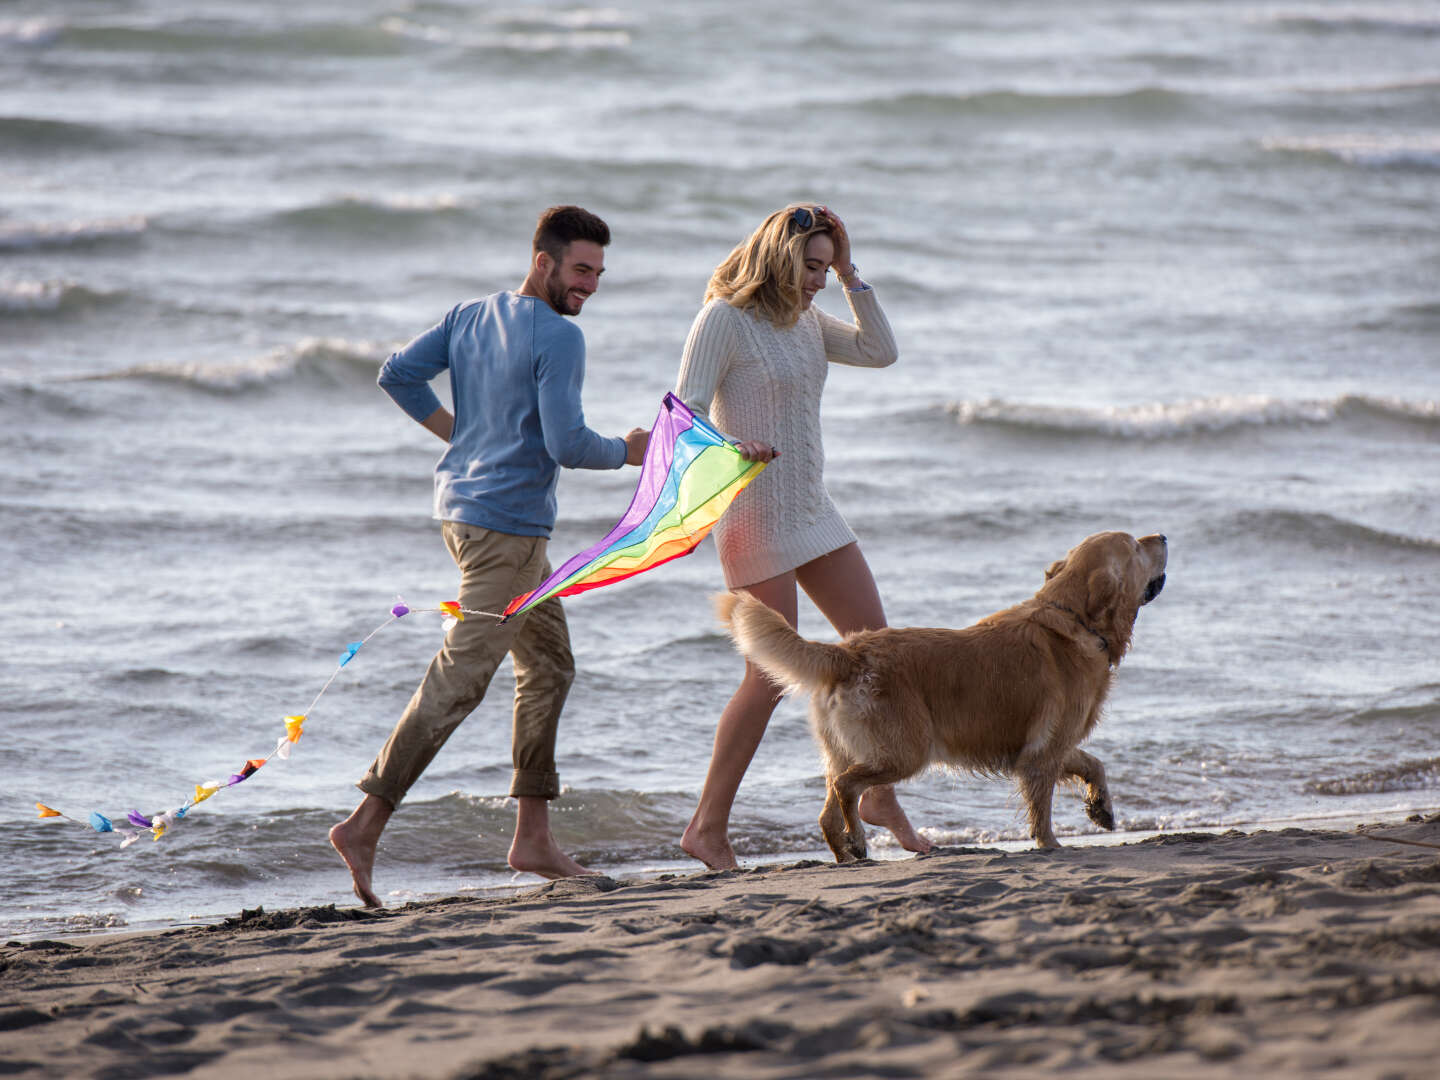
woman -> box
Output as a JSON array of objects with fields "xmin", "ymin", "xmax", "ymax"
[{"xmin": 675, "ymin": 204, "xmax": 932, "ymax": 869}]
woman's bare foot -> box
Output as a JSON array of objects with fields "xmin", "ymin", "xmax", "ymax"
[
  {"xmin": 680, "ymin": 819, "xmax": 737, "ymax": 870},
  {"xmin": 859, "ymin": 785, "xmax": 933, "ymax": 854},
  {"xmin": 329, "ymin": 794, "xmax": 393, "ymax": 908}
]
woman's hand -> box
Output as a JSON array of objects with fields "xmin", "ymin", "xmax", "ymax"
[
  {"xmin": 818, "ymin": 206, "xmax": 854, "ymax": 278},
  {"xmin": 733, "ymin": 439, "xmax": 780, "ymax": 463}
]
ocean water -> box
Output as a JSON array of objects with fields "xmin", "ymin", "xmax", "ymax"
[{"xmin": 2, "ymin": 0, "xmax": 1438, "ymax": 940}]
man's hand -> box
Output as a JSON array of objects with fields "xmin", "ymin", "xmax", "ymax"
[
  {"xmin": 421, "ymin": 406, "xmax": 455, "ymax": 442},
  {"xmin": 623, "ymin": 427, "xmax": 649, "ymax": 465}
]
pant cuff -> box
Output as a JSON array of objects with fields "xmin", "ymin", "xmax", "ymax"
[
  {"xmin": 509, "ymin": 769, "xmax": 561, "ymax": 799},
  {"xmin": 357, "ymin": 774, "xmax": 403, "ymax": 810}
]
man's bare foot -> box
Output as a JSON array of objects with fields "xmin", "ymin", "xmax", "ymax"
[
  {"xmin": 507, "ymin": 835, "xmax": 596, "ymax": 880},
  {"xmin": 329, "ymin": 819, "xmax": 383, "ymax": 908},
  {"xmin": 859, "ymin": 785, "xmax": 934, "ymax": 854},
  {"xmin": 680, "ymin": 819, "xmax": 737, "ymax": 870},
  {"xmin": 508, "ymin": 796, "xmax": 597, "ymax": 880},
  {"xmin": 330, "ymin": 794, "xmax": 392, "ymax": 908}
]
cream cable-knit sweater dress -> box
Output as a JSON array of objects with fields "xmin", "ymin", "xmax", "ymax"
[{"xmin": 674, "ymin": 286, "xmax": 898, "ymax": 588}]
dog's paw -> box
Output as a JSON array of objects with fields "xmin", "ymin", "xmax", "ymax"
[
  {"xmin": 827, "ymin": 837, "xmax": 862, "ymax": 864},
  {"xmin": 1085, "ymin": 796, "xmax": 1115, "ymax": 831}
]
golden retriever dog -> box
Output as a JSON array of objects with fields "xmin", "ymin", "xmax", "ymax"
[{"xmin": 716, "ymin": 531, "xmax": 1168, "ymax": 862}]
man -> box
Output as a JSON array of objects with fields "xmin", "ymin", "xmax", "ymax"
[{"xmin": 330, "ymin": 205, "xmax": 647, "ymax": 907}]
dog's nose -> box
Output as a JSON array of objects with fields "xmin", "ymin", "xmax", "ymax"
[{"xmin": 1158, "ymin": 535, "xmax": 1167, "ymax": 545}]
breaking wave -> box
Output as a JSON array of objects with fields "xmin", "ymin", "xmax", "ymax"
[
  {"xmin": 1306, "ymin": 757, "xmax": 1440, "ymax": 796},
  {"xmin": 0, "ymin": 278, "xmax": 122, "ymax": 315},
  {"xmin": 1211, "ymin": 508, "xmax": 1440, "ymax": 557},
  {"xmin": 942, "ymin": 393, "xmax": 1438, "ymax": 440},
  {"xmin": 850, "ymin": 85, "xmax": 1198, "ymax": 124},
  {"xmin": 68, "ymin": 338, "xmax": 392, "ymax": 393},
  {"xmin": 1266, "ymin": 7, "xmax": 1440, "ymax": 37},
  {"xmin": 0, "ymin": 18, "xmax": 61, "ymax": 47},
  {"xmin": 0, "ymin": 215, "xmax": 148, "ymax": 252},
  {"xmin": 266, "ymin": 193, "xmax": 471, "ymax": 237},
  {"xmin": 1263, "ymin": 133, "xmax": 1440, "ymax": 171}
]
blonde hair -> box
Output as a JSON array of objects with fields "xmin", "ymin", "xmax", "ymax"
[{"xmin": 704, "ymin": 205, "xmax": 834, "ymax": 328}]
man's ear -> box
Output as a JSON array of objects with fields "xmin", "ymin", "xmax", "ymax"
[{"xmin": 533, "ymin": 250, "xmax": 553, "ymax": 276}]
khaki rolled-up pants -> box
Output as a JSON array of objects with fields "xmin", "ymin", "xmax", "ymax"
[{"xmin": 359, "ymin": 521, "xmax": 574, "ymax": 807}]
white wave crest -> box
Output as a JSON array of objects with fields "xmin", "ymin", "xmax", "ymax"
[
  {"xmin": 1265, "ymin": 5, "xmax": 1440, "ymax": 34},
  {"xmin": 0, "ymin": 215, "xmax": 147, "ymax": 251},
  {"xmin": 0, "ymin": 278, "xmax": 116, "ymax": 314},
  {"xmin": 946, "ymin": 394, "xmax": 1346, "ymax": 438},
  {"xmin": 1, "ymin": 279, "xmax": 67, "ymax": 312},
  {"xmin": 1305, "ymin": 758, "xmax": 1440, "ymax": 796},
  {"xmin": 1262, "ymin": 133, "xmax": 1440, "ymax": 170},
  {"xmin": 354, "ymin": 192, "xmax": 461, "ymax": 212},
  {"xmin": 379, "ymin": 15, "xmax": 630, "ymax": 52},
  {"xmin": 74, "ymin": 337, "xmax": 390, "ymax": 390},
  {"xmin": 0, "ymin": 18, "xmax": 62, "ymax": 46},
  {"xmin": 499, "ymin": 7, "xmax": 635, "ymax": 30}
]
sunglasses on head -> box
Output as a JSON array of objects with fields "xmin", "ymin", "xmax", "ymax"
[{"xmin": 789, "ymin": 206, "xmax": 824, "ymax": 231}]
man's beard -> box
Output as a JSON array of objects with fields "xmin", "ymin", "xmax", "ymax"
[{"xmin": 545, "ymin": 268, "xmax": 581, "ymax": 316}]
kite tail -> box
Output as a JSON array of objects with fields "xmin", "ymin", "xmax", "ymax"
[{"xmin": 713, "ymin": 592, "xmax": 858, "ymax": 697}]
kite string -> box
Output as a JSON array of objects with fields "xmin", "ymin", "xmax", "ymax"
[
  {"xmin": 301, "ymin": 613, "xmax": 400, "ymax": 716},
  {"xmin": 304, "ymin": 605, "xmax": 504, "ymax": 714},
  {"xmin": 37, "ymin": 393, "xmax": 765, "ymax": 847},
  {"xmin": 35, "ymin": 598, "xmax": 508, "ymax": 847},
  {"xmin": 459, "ymin": 607, "xmax": 507, "ymax": 620}
]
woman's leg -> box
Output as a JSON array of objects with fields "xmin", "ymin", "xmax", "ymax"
[
  {"xmin": 796, "ymin": 543, "xmax": 933, "ymax": 854},
  {"xmin": 680, "ymin": 572, "xmax": 799, "ymax": 870}
]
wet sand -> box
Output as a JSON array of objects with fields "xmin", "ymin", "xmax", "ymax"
[{"xmin": 4, "ymin": 818, "xmax": 1440, "ymax": 1079}]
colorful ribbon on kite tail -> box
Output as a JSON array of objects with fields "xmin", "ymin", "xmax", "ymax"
[
  {"xmin": 502, "ymin": 392, "xmax": 766, "ymax": 620},
  {"xmin": 34, "ymin": 600, "xmax": 481, "ymax": 849}
]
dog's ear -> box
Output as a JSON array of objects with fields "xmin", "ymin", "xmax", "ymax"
[
  {"xmin": 1086, "ymin": 564, "xmax": 1142, "ymax": 659},
  {"xmin": 1044, "ymin": 557, "xmax": 1068, "ymax": 581},
  {"xmin": 1084, "ymin": 567, "xmax": 1121, "ymax": 625}
]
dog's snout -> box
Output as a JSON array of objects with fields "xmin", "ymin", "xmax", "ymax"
[{"xmin": 1158, "ymin": 534, "xmax": 1167, "ymax": 545}]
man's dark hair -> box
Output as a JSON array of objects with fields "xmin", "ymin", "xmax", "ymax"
[{"xmin": 533, "ymin": 205, "xmax": 610, "ymax": 262}]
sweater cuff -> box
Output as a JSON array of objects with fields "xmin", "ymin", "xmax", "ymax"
[{"xmin": 383, "ymin": 382, "xmax": 444, "ymax": 424}]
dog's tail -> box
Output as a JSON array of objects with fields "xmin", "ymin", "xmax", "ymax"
[{"xmin": 714, "ymin": 592, "xmax": 858, "ymax": 695}]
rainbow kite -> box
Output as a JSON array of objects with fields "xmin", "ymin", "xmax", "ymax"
[
  {"xmin": 502, "ymin": 392, "xmax": 766, "ymax": 619},
  {"xmin": 36, "ymin": 393, "xmax": 765, "ymax": 849}
]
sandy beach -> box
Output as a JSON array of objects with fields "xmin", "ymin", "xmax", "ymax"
[{"xmin": 4, "ymin": 818, "xmax": 1440, "ymax": 1079}]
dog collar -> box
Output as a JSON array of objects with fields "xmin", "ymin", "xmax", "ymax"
[{"xmin": 1047, "ymin": 603, "xmax": 1110, "ymax": 658}]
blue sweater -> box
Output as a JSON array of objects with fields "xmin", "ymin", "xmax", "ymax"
[{"xmin": 378, "ymin": 291, "xmax": 627, "ymax": 536}]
